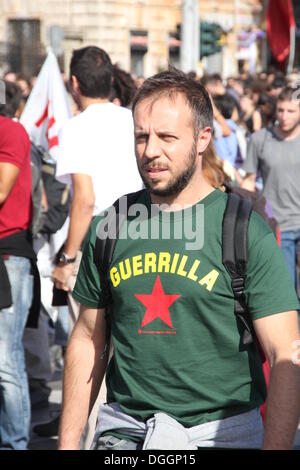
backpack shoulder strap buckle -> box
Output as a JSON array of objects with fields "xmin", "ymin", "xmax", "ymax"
[{"xmin": 231, "ymin": 277, "xmax": 245, "ymax": 297}]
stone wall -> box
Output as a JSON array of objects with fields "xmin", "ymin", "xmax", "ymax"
[{"xmin": 0, "ymin": 0, "xmax": 263, "ymax": 77}]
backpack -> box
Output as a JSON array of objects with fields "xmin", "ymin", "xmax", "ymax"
[
  {"xmin": 30, "ymin": 143, "xmax": 71, "ymax": 237},
  {"xmin": 226, "ymin": 184, "xmax": 279, "ymax": 243},
  {"xmin": 94, "ymin": 188, "xmax": 272, "ymax": 420},
  {"xmin": 30, "ymin": 142, "xmax": 45, "ymax": 237}
]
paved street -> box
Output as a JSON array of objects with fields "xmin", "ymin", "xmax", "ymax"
[{"xmin": 29, "ymin": 368, "xmax": 62, "ymax": 450}]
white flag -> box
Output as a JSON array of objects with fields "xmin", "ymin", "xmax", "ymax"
[{"xmin": 20, "ymin": 49, "xmax": 72, "ymax": 161}]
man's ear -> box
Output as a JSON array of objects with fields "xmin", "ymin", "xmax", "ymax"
[
  {"xmin": 197, "ymin": 127, "xmax": 212, "ymax": 155},
  {"xmin": 71, "ymin": 75, "xmax": 80, "ymax": 94}
]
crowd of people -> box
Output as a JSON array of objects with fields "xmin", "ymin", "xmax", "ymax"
[{"xmin": 0, "ymin": 46, "xmax": 300, "ymax": 451}]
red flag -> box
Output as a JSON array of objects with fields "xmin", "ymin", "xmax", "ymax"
[{"xmin": 266, "ymin": 0, "xmax": 295, "ymax": 64}]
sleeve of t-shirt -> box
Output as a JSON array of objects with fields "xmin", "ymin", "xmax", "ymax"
[
  {"xmin": 245, "ymin": 212, "xmax": 300, "ymax": 320},
  {"xmin": 72, "ymin": 216, "xmax": 109, "ymax": 308},
  {"xmin": 0, "ymin": 121, "xmax": 30, "ymax": 169},
  {"xmin": 55, "ymin": 120, "xmax": 92, "ymax": 185},
  {"xmin": 242, "ymin": 132, "xmax": 260, "ymax": 175}
]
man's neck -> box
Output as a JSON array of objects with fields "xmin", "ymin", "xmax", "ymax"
[
  {"xmin": 80, "ymin": 96, "xmax": 109, "ymax": 111},
  {"xmin": 150, "ymin": 175, "xmax": 215, "ymax": 211},
  {"xmin": 274, "ymin": 123, "xmax": 300, "ymax": 141}
]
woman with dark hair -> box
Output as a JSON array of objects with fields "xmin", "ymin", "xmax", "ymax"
[
  {"xmin": 110, "ymin": 64, "xmax": 137, "ymax": 108},
  {"xmin": 257, "ymin": 93, "xmax": 276, "ymax": 128}
]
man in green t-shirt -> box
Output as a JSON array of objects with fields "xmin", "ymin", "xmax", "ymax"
[{"xmin": 58, "ymin": 68, "xmax": 300, "ymax": 451}]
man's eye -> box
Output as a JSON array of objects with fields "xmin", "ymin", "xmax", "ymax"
[
  {"xmin": 161, "ymin": 135, "xmax": 176, "ymax": 142},
  {"xmin": 136, "ymin": 135, "xmax": 147, "ymax": 143}
]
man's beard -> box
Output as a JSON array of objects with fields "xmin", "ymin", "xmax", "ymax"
[{"xmin": 138, "ymin": 142, "xmax": 198, "ymax": 197}]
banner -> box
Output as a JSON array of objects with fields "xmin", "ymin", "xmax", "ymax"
[
  {"xmin": 20, "ymin": 49, "xmax": 72, "ymax": 161},
  {"xmin": 266, "ymin": 0, "xmax": 296, "ymax": 65}
]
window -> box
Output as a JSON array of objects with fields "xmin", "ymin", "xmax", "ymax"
[
  {"xmin": 8, "ymin": 19, "xmax": 45, "ymax": 76},
  {"xmin": 130, "ymin": 31, "xmax": 148, "ymax": 77},
  {"xmin": 169, "ymin": 30, "xmax": 181, "ymax": 68}
]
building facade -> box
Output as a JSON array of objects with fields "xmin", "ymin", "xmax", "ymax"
[{"xmin": 0, "ymin": 0, "xmax": 264, "ymax": 78}]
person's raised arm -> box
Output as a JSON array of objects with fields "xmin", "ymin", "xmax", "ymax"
[
  {"xmin": 252, "ymin": 109, "xmax": 262, "ymax": 133},
  {"xmin": 210, "ymin": 95, "xmax": 232, "ymax": 137},
  {"xmin": 253, "ymin": 311, "xmax": 300, "ymax": 450},
  {"xmin": 64, "ymin": 173, "xmax": 95, "ymax": 259},
  {"xmin": 238, "ymin": 130, "xmax": 261, "ymax": 191},
  {"xmin": 239, "ymin": 171, "xmax": 257, "ymax": 191},
  {"xmin": 58, "ymin": 305, "xmax": 108, "ymax": 450}
]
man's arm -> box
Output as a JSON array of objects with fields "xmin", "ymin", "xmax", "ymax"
[
  {"xmin": 238, "ymin": 130, "xmax": 263, "ymax": 191},
  {"xmin": 53, "ymin": 173, "xmax": 95, "ymax": 291},
  {"xmin": 253, "ymin": 311, "xmax": 300, "ymax": 450},
  {"xmin": 239, "ymin": 171, "xmax": 256, "ymax": 191},
  {"xmin": 58, "ymin": 305, "xmax": 108, "ymax": 450},
  {"xmin": 0, "ymin": 162, "xmax": 20, "ymax": 205},
  {"xmin": 252, "ymin": 110, "xmax": 262, "ymax": 133},
  {"xmin": 210, "ymin": 96, "xmax": 232, "ymax": 137}
]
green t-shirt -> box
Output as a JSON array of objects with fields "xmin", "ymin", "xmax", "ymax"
[{"xmin": 73, "ymin": 189, "xmax": 299, "ymax": 427}]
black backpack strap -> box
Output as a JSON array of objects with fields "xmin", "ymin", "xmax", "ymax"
[
  {"xmin": 94, "ymin": 189, "xmax": 146, "ymax": 308},
  {"xmin": 94, "ymin": 189, "xmax": 145, "ymax": 356},
  {"xmin": 222, "ymin": 192, "xmax": 254, "ymax": 346}
]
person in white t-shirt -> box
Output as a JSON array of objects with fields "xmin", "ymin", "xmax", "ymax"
[
  {"xmin": 51, "ymin": 47, "xmax": 142, "ymax": 447},
  {"xmin": 53, "ymin": 46, "xmax": 142, "ymax": 304}
]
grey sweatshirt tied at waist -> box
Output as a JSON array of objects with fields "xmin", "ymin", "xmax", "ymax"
[{"xmin": 90, "ymin": 402, "xmax": 263, "ymax": 450}]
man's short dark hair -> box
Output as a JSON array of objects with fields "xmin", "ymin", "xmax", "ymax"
[
  {"xmin": 132, "ymin": 67, "xmax": 213, "ymax": 134},
  {"xmin": 0, "ymin": 81, "xmax": 22, "ymax": 118},
  {"xmin": 213, "ymin": 94, "xmax": 237, "ymax": 120},
  {"xmin": 201, "ymin": 74, "xmax": 222, "ymax": 87},
  {"xmin": 277, "ymin": 86, "xmax": 300, "ymax": 104},
  {"xmin": 70, "ymin": 46, "xmax": 113, "ymax": 99}
]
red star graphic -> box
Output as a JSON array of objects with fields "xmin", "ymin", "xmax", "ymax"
[{"xmin": 135, "ymin": 275, "xmax": 181, "ymax": 329}]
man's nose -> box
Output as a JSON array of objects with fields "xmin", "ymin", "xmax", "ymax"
[
  {"xmin": 145, "ymin": 134, "xmax": 161, "ymax": 159},
  {"xmin": 280, "ymin": 111, "xmax": 288, "ymax": 120}
]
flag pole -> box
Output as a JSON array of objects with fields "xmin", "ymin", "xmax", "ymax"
[{"xmin": 287, "ymin": 25, "xmax": 296, "ymax": 74}]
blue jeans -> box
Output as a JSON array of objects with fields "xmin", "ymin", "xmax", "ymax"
[
  {"xmin": 0, "ymin": 256, "xmax": 33, "ymax": 450},
  {"xmin": 54, "ymin": 306, "xmax": 69, "ymax": 347},
  {"xmin": 280, "ymin": 230, "xmax": 300, "ymax": 287}
]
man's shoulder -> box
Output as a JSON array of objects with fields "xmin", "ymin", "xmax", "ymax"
[
  {"xmin": 248, "ymin": 209, "xmax": 273, "ymax": 248},
  {"xmin": 107, "ymin": 104, "xmax": 134, "ymax": 124},
  {"xmin": 249, "ymin": 127, "xmax": 271, "ymax": 144},
  {"xmin": 61, "ymin": 104, "xmax": 133, "ymax": 134},
  {"xmin": 0, "ymin": 119, "xmax": 30, "ymax": 164},
  {"xmin": 0, "ymin": 117, "xmax": 30, "ymax": 142},
  {"xmin": 60, "ymin": 111, "xmax": 85, "ymax": 133}
]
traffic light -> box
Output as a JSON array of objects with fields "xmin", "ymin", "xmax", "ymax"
[{"xmin": 200, "ymin": 22, "xmax": 222, "ymax": 58}]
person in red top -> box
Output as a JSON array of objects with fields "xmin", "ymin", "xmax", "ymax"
[
  {"xmin": 0, "ymin": 81, "xmax": 35, "ymax": 450},
  {"xmin": 0, "ymin": 115, "xmax": 32, "ymax": 238}
]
